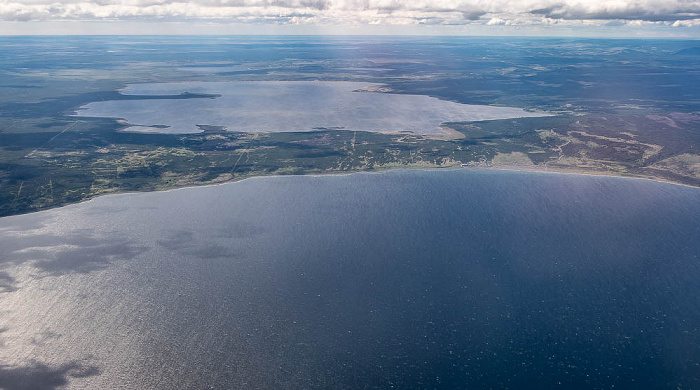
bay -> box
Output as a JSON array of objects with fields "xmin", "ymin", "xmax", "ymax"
[{"xmin": 0, "ymin": 170, "xmax": 698, "ymax": 389}]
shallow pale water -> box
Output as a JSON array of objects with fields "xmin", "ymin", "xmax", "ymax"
[
  {"xmin": 0, "ymin": 170, "xmax": 698, "ymax": 389},
  {"xmin": 74, "ymin": 81, "xmax": 549, "ymax": 134}
]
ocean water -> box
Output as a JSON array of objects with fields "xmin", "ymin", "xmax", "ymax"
[
  {"xmin": 0, "ymin": 170, "xmax": 698, "ymax": 389},
  {"xmin": 74, "ymin": 81, "xmax": 548, "ymax": 134}
]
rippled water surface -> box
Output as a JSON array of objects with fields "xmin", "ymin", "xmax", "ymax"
[{"xmin": 0, "ymin": 170, "xmax": 698, "ymax": 389}]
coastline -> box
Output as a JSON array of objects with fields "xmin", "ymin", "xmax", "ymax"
[
  {"xmin": 2, "ymin": 163, "xmax": 698, "ymax": 220},
  {"xmin": 486, "ymin": 164, "xmax": 700, "ymax": 190}
]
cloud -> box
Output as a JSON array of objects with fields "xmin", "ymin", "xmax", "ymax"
[
  {"xmin": 486, "ymin": 17, "xmax": 505, "ymax": 26},
  {"xmin": 529, "ymin": 0, "xmax": 700, "ymax": 22},
  {"xmin": 0, "ymin": 0, "xmax": 699, "ymax": 27}
]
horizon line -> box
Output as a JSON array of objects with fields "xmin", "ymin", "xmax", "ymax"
[{"xmin": 0, "ymin": 33, "xmax": 698, "ymax": 40}]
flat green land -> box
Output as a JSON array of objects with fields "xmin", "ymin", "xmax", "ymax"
[{"xmin": 2, "ymin": 110, "xmax": 698, "ymax": 217}]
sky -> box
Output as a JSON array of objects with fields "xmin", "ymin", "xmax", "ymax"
[{"xmin": 0, "ymin": 0, "xmax": 699, "ymax": 37}]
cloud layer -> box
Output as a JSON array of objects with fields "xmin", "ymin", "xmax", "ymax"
[{"xmin": 1, "ymin": 0, "xmax": 699, "ymax": 27}]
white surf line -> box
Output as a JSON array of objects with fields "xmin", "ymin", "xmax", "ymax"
[{"xmin": 25, "ymin": 120, "xmax": 80, "ymax": 158}]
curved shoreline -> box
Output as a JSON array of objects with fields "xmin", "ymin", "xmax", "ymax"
[
  {"xmin": 486, "ymin": 164, "xmax": 700, "ymax": 190},
  {"xmin": 2, "ymin": 164, "xmax": 698, "ymax": 220}
]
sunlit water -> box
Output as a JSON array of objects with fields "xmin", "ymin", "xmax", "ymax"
[
  {"xmin": 0, "ymin": 170, "xmax": 698, "ymax": 389},
  {"xmin": 74, "ymin": 81, "xmax": 549, "ymax": 134}
]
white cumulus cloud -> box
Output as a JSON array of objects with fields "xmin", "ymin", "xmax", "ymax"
[{"xmin": 0, "ymin": 0, "xmax": 698, "ymax": 27}]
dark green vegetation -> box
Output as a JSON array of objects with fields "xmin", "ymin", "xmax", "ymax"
[{"xmin": 1, "ymin": 36, "xmax": 699, "ymax": 217}]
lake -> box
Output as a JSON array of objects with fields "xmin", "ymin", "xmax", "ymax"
[
  {"xmin": 0, "ymin": 170, "xmax": 698, "ymax": 389},
  {"xmin": 74, "ymin": 81, "xmax": 549, "ymax": 134}
]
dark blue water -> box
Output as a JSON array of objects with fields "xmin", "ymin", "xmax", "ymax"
[{"xmin": 0, "ymin": 170, "xmax": 698, "ymax": 389}]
